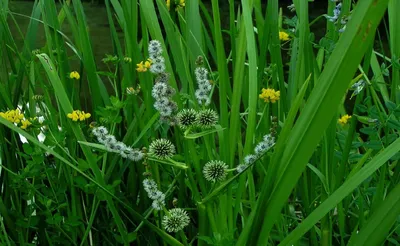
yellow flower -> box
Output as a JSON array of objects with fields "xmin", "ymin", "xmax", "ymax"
[
  {"xmin": 0, "ymin": 109, "xmax": 25, "ymax": 124},
  {"xmin": 70, "ymin": 71, "xmax": 80, "ymax": 80},
  {"xmin": 20, "ymin": 119, "xmax": 32, "ymax": 130},
  {"xmin": 259, "ymin": 88, "xmax": 280, "ymax": 103},
  {"xmin": 67, "ymin": 110, "xmax": 91, "ymax": 122},
  {"xmin": 166, "ymin": 0, "xmax": 171, "ymax": 10},
  {"xmin": 136, "ymin": 59, "xmax": 152, "ymax": 72},
  {"xmin": 279, "ymin": 31, "xmax": 290, "ymax": 41},
  {"xmin": 338, "ymin": 114, "xmax": 351, "ymax": 126}
]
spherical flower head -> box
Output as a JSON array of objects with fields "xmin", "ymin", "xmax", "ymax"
[
  {"xmin": 112, "ymin": 142, "xmax": 127, "ymax": 154},
  {"xmin": 143, "ymin": 178, "xmax": 158, "ymax": 194},
  {"xmin": 93, "ymin": 126, "xmax": 109, "ymax": 137},
  {"xmin": 152, "ymin": 83, "xmax": 168, "ymax": 99},
  {"xmin": 279, "ymin": 31, "xmax": 290, "ymax": 41},
  {"xmin": 155, "ymin": 72, "xmax": 170, "ymax": 84},
  {"xmin": 244, "ymin": 154, "xmax": 257, "ymax": 165},
  {"xmin": 148, "ymin": 40, "xmax": 162, "ymax": 56},
  {"xmin": 102, "ymin": 135, "xmax": 117, "ymax": 146},
  {"xmin": 152, "ymin": 198, "xmax": 165, "ymax": 211},
  {"xmin": 254, "ymin": 141, "xmax": 270, "ymax": 156},
  {"xmin": 236, "ymin": 164, "xmax": 248, "ymax": 173},
  {"xmin": 149, "ymin": 138, "xmax": 176, "ymax": 159},
  {"xmin": 196, "ymin": 109, "xmax": 219, "ymax": 128},
  {"xmin": 203, "ymin": 160, "xmax": 228, "ymax": 182},
  {"xmin": 162, "ymin": 208, "xmax": 190, "ymax": 233},
  {"xmin": 176, "ymin": 109, "xmax": 197, "ymax": 130},
  {"xmin": 198, "ymin": 83, "xmax": 212, "ymax": 92},
  {"xmin": 338, "ymin": 114, "xmax": 351, "ymax": 126},
  {"xmin": 195, "ymin": 67, "xmax": 208, "ymax": 78},
  {"xmin": 70, "ymin": 71, "xmax": 80, "ymax": 80},
  {"xmin": 150, "ymin": 62, "xmax": 166, "ymax": 74},
  {"xmin": 148, "ymin": 190, "xmax": 165, "ymax": 201},
  {"xmin": 263, "ymin": 134, "xmax": 275, "ymax": 145},
  {"xmin": 159, "ymin": 106, "xmax": 173, "ymax": 117},
  {"xmin": 259, "ymin": 88, "xmax": 280, "ymax": 103},
  {"xmin": 127, "ymin": 149, "xmax": 145, "ymax": 162}
]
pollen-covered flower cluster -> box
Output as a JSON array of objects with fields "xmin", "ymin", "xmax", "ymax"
[
  {"xmin": 236, "ymin": 134, "xmax": 275, "ymax": 173},
  {"xmin": 143, "ymin": 178, "xmax": 166, "ymax": 211},
  {"xmin": 0, "ymin": 109, "xmax": 32, "ymax": 130},
  {"xmin": 152, "ymin": 73, "xmax": 178, "ymax": 120},
  {"xmin": 203, "ymin": 160, "xmax": 228, "ymax": 182},
  {"xmin": 147, "ymin": 40, "xmax": 178, "ymax": 123},
  {"xmin": 194, "ymin": 67, "xmax": 212, "ymax": 105},
  {"xmin": 67, "ymin": 110, "xmax": 91, "ymax": 122},
  {"xmin": 162, "ymin": 208, "xmax": 190, "ymax": 232},
  {"xmin": 92, "ymin": 126, "xmax": 144, "ymax": 162},
  {"xmin": 259, "ymin": 88, "xmax": 280, "ymax": 103},
  {"xmin": 148, "ymin": 40, "xmax": 166, "ymax": 74}
]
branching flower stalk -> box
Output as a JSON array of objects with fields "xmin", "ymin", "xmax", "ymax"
[{"xmin": 92, "ymin": 126, "xmax": 144, "ymax": 162}]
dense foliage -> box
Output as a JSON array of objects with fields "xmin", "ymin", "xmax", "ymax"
[{"xmin": 0, "ymin": 0, "xmax": 399, "ymax": 245}]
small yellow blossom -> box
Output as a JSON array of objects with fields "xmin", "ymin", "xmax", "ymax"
[
  {"xmin": 279, "ymin": 31, "xmax": 290, "ymax": 41},
  {"xmin": 0, "ymin": 109, "xmax": 33, "ymax": 130},
  {"xmin": 338, "ymin": 114, "xmax": 351, "ymax": 126},
  {"xmin": 67, "ymin": 110, "xmax": 91, "ymax": 122},
  {"xmin": 259, "ymin": 88, "xmax": 280, "ymax": 103},
  {"xmin": 20, "ymin": 119, "xmax": 32, "ymax": 130},
  {"xmin": 70, "ymin": 71, "xmax": 80, "ymax": 80},
  {"xmin": 136, "ymin": 59, "xmax": 152, "ymax": 72},
  {"xmin": 0, "ymin": 109, "xmax": 24, "ymax": 124}
]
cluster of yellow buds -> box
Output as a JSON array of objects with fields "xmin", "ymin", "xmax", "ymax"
[
  {"xmin": 67, "ymin": 110, "xmax": 91, "ymax": 122},
  {"xmin": 126, "ymin": 85, "xmax": 141, "ymax": 95},
  {"xmin": 259, "ymin": 88, "xmax": 280, "ymax": 103},
  {"xmin": 136, "ymin": 59, "xmax": 152, "ymax": 72},
  {"xmin": 0, "ymin": 109, "xmax": 32, "ymax": 130},
  {"xmin": 20, "ymin": 119, "xmax": 32, "ymax": 129},
  {"xmin": 70, "ymin": 71, "xmax": 80, "ymax": 80},
  {"xmin": 279, "ymin": 31, "xmax": 290, "ymax": 41},
  {"xmin": 338, "ymin": 114, "xmax": 351, "ymax": 126},
  {"xmin": 166, "ymin": 0, "xmax": 185, "ymax": 11}
]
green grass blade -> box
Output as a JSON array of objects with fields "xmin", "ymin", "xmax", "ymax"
[{"xmin": 279, "ymin": 136, "xmax": 400, "ymax": 245}]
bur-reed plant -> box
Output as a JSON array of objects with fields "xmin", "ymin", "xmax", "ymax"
[{"xmin": 0, "ymin": 0, "xmax": 399, "ymax": 245}]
